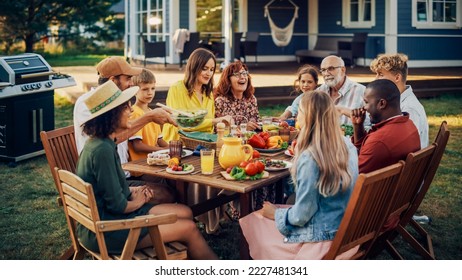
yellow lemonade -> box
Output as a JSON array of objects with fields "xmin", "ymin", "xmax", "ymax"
[{"xmin": 200, "ymin": 149, "xmax": 215, "ymax": 175}]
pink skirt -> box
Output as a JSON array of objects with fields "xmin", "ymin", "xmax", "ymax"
[{"xmin": 239, "ymin": 208, "xmax": 358, "ymax": 260}]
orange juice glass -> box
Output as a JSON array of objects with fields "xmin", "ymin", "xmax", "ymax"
[{"xmin": 200, "ymin": 149, "xmax": 215, "ymax": 175}]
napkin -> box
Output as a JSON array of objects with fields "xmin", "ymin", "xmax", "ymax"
[{"xmin": 179, "ymin": 130, "xmax": 217, "ymax": 142}]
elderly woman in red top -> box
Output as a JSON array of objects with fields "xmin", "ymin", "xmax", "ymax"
[{"xmin": 214, "ymin": 61, "xmax": 261, "ymax": 131}]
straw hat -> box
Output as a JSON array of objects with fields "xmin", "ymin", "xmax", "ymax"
[{"xmin": 81, "ymin": 80, "xmax": 138, "ymax": 124}]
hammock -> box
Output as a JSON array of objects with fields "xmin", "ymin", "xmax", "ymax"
[{"xmin": 264, "ymin": 0, "xmax": 299, "ymax": 47}]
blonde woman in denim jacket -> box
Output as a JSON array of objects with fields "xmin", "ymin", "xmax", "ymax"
[{"xmin": 240, "ymin": 90, "xmax": 359, "ymax": 259}]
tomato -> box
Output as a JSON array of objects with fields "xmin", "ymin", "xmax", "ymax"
[
  {"xmin": 244, "ymin": 162, "xmax": 258, "ymax": 176},
  {"xmin": 177, "ymin": 166, "xmax": 183, "ymax": 171},
  {"xmin": 226, "ymin": 167, "xmax": 233, "ymax": 174},
  {"xmin": 255, "ymin": 160, "xmax": 265, "ymax": 173},
  {"xmin": 239, "ymin": 161, "xmax": 249, "ymax": 168},
  {"xmin": 279, "ymin": 121, "xmax": 289, "ymax": 128},
  {"xmin": 172, "ymin": 165, "xmax": 178, "ymax": 171},
  {"xmin": 252, "ymin": 150, "xmax": 260, "ymax": 159}
]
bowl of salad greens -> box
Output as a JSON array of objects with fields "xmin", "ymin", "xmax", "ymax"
[{"xmin": 172, "ymin": 109, "xmax": 208, "ymax": 129}]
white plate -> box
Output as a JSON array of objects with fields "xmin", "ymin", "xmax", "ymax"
[
  {"xmin": 265, "ymin": 160, "xmax": 292, "ymax": 171},
  {"xmin": 151, "ymin": 149, "xmax": 193, "ymax": 158},
  {"xmin": 284, "ymin": 150, "xmax": 294, "ymax": 157},
  {"xmin": 165, "ymin": 165, "xmax": 195, "ymax": 175}
]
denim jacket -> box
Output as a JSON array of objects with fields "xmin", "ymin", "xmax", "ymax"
[{"xmin": 274, "ymin": 137, "xmax": 359, "ymax": 243}]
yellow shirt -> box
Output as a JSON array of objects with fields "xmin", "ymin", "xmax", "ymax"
[
  {"xmin": 128, "ymin": 105, "xmax": 163, "ymax": 161},
  {"xmin": 163, "ymin": 80, "xmax": 215, "ymax": 142}
]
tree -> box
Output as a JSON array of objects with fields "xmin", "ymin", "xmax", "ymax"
[{"xmin": 0, "ymin": 0, "xmax": 121, "ymax": 53}]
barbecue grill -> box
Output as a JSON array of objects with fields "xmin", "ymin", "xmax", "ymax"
[{"xmin": 0, "ymin": 53, "xmax": 76, "ymax": 163}]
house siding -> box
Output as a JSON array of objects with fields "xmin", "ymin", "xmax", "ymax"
[{"xmin": 395, "ymin": 1, "xmax": 462, "ymax": 60}]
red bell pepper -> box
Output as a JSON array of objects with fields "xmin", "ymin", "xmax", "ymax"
[
  {"xmin": 258, "ymin": 131, "xmax": 270, "ymax": 141},
  {"xmin": 248, "ymin": 134, "xmax": 266, "ymax": 149}
]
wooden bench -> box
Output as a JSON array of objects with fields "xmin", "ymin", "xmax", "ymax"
[{"xmin": 295, "ymin": 37, "xmax": 350, "ymax": 63}]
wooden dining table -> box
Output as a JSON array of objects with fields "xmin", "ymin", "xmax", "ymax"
[{"xmin": 122, "ymin": 150, "xmax": 292, "ymax": 259}]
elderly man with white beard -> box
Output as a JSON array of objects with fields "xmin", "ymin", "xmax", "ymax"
[{"xmin": 317, "ymin": 55, "xmax": 369, "ymax": 126}]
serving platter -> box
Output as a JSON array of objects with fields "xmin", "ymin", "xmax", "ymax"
[
  {"xmin": 255, "ymin": 147, "xmax": 285, "ymax": 153},
  {"xmin": 264, "ymin": 160, "xmax": 292, "ymax": 171},
  {"xmin": 151, "ymin": 149, "xmax": 193, "ymax": 158},
  {"xmin": 166, "ymin": 165, "xmax": 195, "ymax": 175}
]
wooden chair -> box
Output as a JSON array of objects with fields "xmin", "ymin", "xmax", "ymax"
[
  {"xmin": 55, "ymin": 168, "xmax": 188, "ymax": 260},
  {"xmin": 40, "ymin": 125, "xmax": 79, "ymax": 194},
  {"xmin": 366, "ymin": 144, "xmax": 437, "ymax": 259},
  {"xmin": 322, "ymin": 162, "xmax": 404, "ymax": 259},
  {"xmin": 40, "ymin": 125, "xmax": 79, "ymax": 260},
  {"xmin": 379, "ymin": 121, "xmax": 450, "ymax": 259}
]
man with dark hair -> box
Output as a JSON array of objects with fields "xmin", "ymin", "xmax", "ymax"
[{"xmin": 351, "ymin": 79, "xmax": 420, "ymax": 173}]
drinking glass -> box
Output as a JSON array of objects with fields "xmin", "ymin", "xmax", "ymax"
[
  {"xmin": 169, "ymin": 140, "xmax": 183, "ymax": 162},
  {"xmin": 262, "ymin": 116, "xmax": 272, "ymax": 132},
  {"xmin": 200, "ymin": 149, "xmax": 215, "ymax": 175}
]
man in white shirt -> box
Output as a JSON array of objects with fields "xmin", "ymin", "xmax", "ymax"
[
  {"xmin": 318, "ymin": 55, "xmax": 370, "ymax": 126},
  {"xmin": 370, "ymin": 53, "xmax": 429, "ymax": 148},
  {"xmin": 73, "ymin": 56, "xmax": 177, "ymax": 203}
]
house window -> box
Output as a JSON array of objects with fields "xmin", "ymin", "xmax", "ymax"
[
  {"xmin": 412, "ymin": 0, "xmax": 462, "ymax": 29},
  {"xmin": 342, "ymin": 0, "xmax": 375, "ymax": 28}
]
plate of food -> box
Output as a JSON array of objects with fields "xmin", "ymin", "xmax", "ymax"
[
  {"xmin": 284, "ymin": 149, "xmax": 294, "ymax": 157},
  {"xmin": 151, "ymin": 149, "xmax": 193, "ymax": 158},
  {"xmin": 262, "ymin": 159, "xmax": 292, "ymax": 171},
  {"xmin": 165, "ymin": 163, "xmax": 195, "ymax": 175},
  {"xmin": 255, "ymin": 147, "xmax": 285, "ymax": 153}
]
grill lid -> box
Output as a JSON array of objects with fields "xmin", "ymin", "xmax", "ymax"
[{"xmin": 0, "ymin": 53, "xmax": 52, "ymax": 85}]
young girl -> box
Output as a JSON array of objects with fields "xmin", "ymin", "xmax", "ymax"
[
  {"xmin": 279, "ymin": 65, "xmax": 319, "ymax": 121},
  {"xmin": 240, "ymin": 90, "xmax": 359, "ymax": 259},
  {"xmin": 128, "ymin": 69, "xmax": 168, "ymax": 161},
  {"xmin": 77, "ymin": 80, "xmax": 217, "ymax": 259}
]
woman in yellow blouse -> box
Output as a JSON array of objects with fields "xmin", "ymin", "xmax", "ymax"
[{"xmin": 163, "ymin": 48, "xmax": 232, "ymax": 142}]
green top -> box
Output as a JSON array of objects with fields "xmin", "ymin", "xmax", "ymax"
[{"xmin": 76, "ymin": 137, "xmax": 152, "ymax": 253}]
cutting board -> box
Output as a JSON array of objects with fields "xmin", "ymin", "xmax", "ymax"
[{"xmin": 220, "ymin": 171, "xmax": 269, "ymax": 180}]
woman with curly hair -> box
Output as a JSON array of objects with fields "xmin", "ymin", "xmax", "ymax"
[{"xmin": 76, "ymin": 80, "xmax": 217, "ymax": 259}]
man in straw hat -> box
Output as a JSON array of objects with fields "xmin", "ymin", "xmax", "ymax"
[
  {"xmin": 76, "ymin": 80, "xmax": 217, "ymax": 259},
  {"xmin": 73, "ymin": 56, "xmax": 176, "ymax": 204}
]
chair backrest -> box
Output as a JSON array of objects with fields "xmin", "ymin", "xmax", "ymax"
[
  {"xmin": 55, "ymin": 168, "xmax": 108, "ymax": 259},
  {"xmin": 399, "ymin": 121, "xmax": 450, "ymax": 227},
  {"xmin": 40, "ymin": 125, "xmax": 79, "ymax": 193},
  {"xmin": 233, "ymin": 32, "xmax": 243, "ymax": 59},
  {"xmin": 387, "ymin": 144, "xmax": 437, "ymax": 223},
  {"xmin": 145, "ymin": 41, "xmax": 166, "ymax": 58},
  {"xmin": 351, "ymin": 32, "xmax": 367, "ymax": 57},
  {"xmin": 323, "ymin": 162, "xmax": 404, "ymax": 259},
  {"xmin": 245, "ymin": 31, "xmax": 259, "ymax": 42},
  {"xmin": 180, "ymin": 32, "xmax": 201, "ymax": 60}
]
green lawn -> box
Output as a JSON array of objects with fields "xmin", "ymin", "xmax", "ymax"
[{"xmin": 0, "ymin": 94, "xmax": 461, "ymax": 260}]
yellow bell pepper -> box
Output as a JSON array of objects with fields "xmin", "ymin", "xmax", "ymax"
[{"xmin": 266, "ymin": 135, "xmax": 283, "ymax": 149}]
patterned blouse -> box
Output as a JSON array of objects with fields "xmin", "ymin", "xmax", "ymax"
[{"xmin": 215, "ymin": 95, "xmax": 261, "ymax": 125}]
